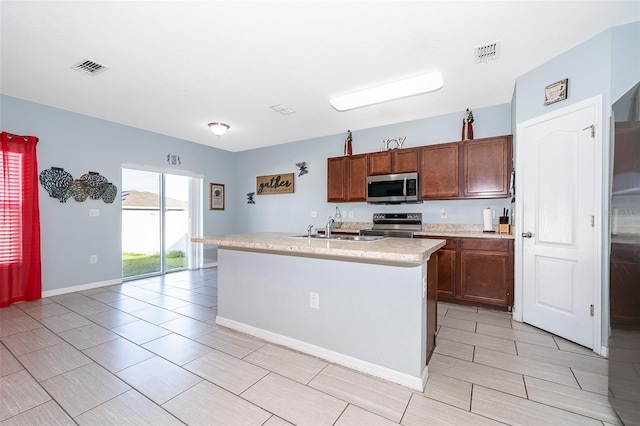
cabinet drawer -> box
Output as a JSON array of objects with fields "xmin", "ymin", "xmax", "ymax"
[{"xmin": 461, "ymin": 238, "xmax": 510, "ymax": 252}]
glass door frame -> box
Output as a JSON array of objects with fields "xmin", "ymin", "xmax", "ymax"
[{"xmin": 121, "ymin": 164, "xmax": 203, "ymax": 281}]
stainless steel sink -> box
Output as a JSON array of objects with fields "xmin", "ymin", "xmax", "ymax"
[
  {"xmin": 290, "ymin": 234, "xmax": 385, "ymax": 242},
  {"xmin": 331, "ymin": 235, "xmax": 385, "ymax": 241}
]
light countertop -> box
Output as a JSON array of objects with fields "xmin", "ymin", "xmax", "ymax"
[{"xmin": 192, "ymin": 232, "xmax": 445, "ymax": 266}]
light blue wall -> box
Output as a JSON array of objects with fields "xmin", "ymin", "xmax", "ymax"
[
  {"xmin": 513, "ymin": 21, "xmax": 640, "ymax": 348},
  {"xmin": 611, "ymin": 21, "xmax": 640, "ymax": 104},
  {"xmin": 1, "ymin": 95, "xmax": 236, "ymax": 292},
  {"xmin": 1, "ymin": 95, "xmax": 511, "ymax": 294},
  {"xmin": 514, "ymin": 29, "xmax": 612, "ymax": 125},
  {"xmin": 232, "ymin": 103, "xmax": 513, "ymax": 234}
]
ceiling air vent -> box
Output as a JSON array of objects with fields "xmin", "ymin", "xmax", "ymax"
[
  {"xmin": 475, "ymin": 41, "xmax": 501, "ymax": 64},
  {"xmin": 270, "ymin": 104, "xmax": 296, "ymax": 115},
  {"xmin": 72, "ymin": 59, "xmax": 108, "ymax": 76}
]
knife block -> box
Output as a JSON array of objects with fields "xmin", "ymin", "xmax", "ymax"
[{"xmin": 498, "ymin": 224, "xmax": 511, "ymax": 234}]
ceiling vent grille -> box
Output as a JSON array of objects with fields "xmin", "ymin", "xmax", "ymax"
[
  {"xmin": 475, "ymin": 41, "xmax": 501, "ymax": 64},
  {"xmin": 72, "ymin": 59, "xmax": 108, "ymax": 76},
  {"xmin": 270, "ymin": 104, "xmax": 296, "ymax": 115}
]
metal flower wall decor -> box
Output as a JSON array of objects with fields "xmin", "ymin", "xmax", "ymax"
[
  {"xmin": 39, "ymin": 167, "xmax": 118, "ymax": 204},
  {"xmin": 295, "ymin": 162, "xmax": 308, "ymax": 177}
]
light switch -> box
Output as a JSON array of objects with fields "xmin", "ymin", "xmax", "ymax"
[{"xmin": 89, "ymin": 209, "xmax": 99, "ymax": 217}]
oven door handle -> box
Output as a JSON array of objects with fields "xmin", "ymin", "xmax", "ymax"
[{"xmin": 403, "ymin": 177, "xmax": 407, "ymax": 198}]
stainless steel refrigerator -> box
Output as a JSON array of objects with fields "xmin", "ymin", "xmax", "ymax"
[{"xmin": 609, "ymin": 81, "xmax": 640, "ymax": 426}]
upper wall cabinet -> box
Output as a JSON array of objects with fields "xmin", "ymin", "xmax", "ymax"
[
  {"xmin": 368, "ymin": 148, "xmax": 419, "ymax": 175},
  {"xmin": 420, "ymin": 135, "xmax": 512, "ymax": 200},
  {"xmin": 328, "ymin": 135, "xmax": 512, "ymax": 202},
  {"xmin": 462, "ymin": 135, "xmax": 512, "ymax": 198},
  {"xmin": 327, "ymin": 154, "xmax": 368, "ymax": 202},
  {"xmin": 420, "ymin": 142, "xmax": 459, "ymax": 199}
]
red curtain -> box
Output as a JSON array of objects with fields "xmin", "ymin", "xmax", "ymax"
[{"xmin": 1, "ymin": 131, "xmax": 41, "ymax": 307}]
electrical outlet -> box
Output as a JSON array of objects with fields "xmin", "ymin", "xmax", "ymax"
[
  {"xmin": 348, "ymin": 211, "xmax": 354, "ymax": 218},
  {"xmin": 311, "ymin": 211, "xmax": 317, "ymax": 218},
  {"xmin": 90, "ymin": 255, "xmax": 98, "ymax": 264},
  {"xmin": 440, "ymin": 208, "xmax": 447, "ymax": 219},
  {"xmin": 310, "ymin": 292, "xmax": 319, "ymax": 309},
  {"xmin": 492, "ymin": 209, "xmax": 496, "ymax": 219},
  {"xmin": 89, "ymin": 209, "xmax": 99, "ymax": 217}
]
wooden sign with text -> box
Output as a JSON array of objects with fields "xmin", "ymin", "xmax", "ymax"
[{"xmin": 256, "ymin": 173, "xmax": 294, "ymax": 195}]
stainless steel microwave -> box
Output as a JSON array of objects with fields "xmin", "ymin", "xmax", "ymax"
[{"xmin": 366, "ymin": 172, "xmax": 421, "ymax": 204}]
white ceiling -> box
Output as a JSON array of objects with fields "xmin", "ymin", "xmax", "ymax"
[{"xmin": 1, "ymin": 1, "xmax": 638, "ymax": 152}]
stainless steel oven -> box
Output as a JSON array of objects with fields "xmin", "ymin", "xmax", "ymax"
[{"xmin": 360, "ymin": 213, "xmax": 422, "ymax": 238}]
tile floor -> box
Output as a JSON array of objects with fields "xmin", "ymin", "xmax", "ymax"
[{"xmin": 0, "ymin": 268, "xmax": 622, "ymax": 425}]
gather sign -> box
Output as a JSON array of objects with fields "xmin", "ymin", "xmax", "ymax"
[{"xmin": 256, "ymin": 173, "xmax": 294, "ymax": 195}]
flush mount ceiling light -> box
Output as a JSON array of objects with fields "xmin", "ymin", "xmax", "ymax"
[
  {"xmin": 329, "ymin": 71, "xmax": 444, "ymax": 111},
  {"xmin": 208, "ymin": 122, "xmax": 230, "ymax": 136}
]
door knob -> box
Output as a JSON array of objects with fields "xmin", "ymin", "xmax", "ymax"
[{"xmin": 522, "ymin": 232, "xmax": 533, "ymax": 238}]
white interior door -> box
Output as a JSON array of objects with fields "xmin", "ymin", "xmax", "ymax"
[{"xmin": 519, "ymin": 98, "xmax": 601, "ymax": 349}]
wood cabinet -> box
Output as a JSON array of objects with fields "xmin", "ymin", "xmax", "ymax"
[
  {"xmin": 328, "ymin": 135, "xmax": 511, "ymax": 202},
  {"xmin": 393, "ymin": 148, "xmax": 419, "ymax": 173},
  {"xmin": 420, "ymin": 236, "xmax": 514, "ymax": 311},
  {"xmin": 459, "ymin": 238, "xmax": 513, "ymax": 309},
  {"xmin": 610, "ymin": 243, "xmax": 640, "ymax": 327},
  {"xmin": 463, "ymin": 136, "xmax": 512, "ymax": 198},
  {"xmin": 327, "ymin": 154, "xmax": 367, "ymax": 202},
  {"xmin": 420, "ymin": 143, "xmax": 459, "ymax": 199},
  {"xmin": 419, "ymin": 135, "xmax": 512, "ymax": 200},
  {"xmin": 435, "ymin": 238, "xmax": 457, "ymax": 298},
  {"xmin": 368, "ymin": 148, "xmax": 419, "ymax": 175}
]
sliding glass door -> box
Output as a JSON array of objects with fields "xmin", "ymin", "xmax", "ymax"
[
  {"xmin": 164, "ymin": 174, "xmax": 189, "ymax": 272},
  {"xmin": 121, "ymin": 167, "xmax": 198, "ymax": 279}
]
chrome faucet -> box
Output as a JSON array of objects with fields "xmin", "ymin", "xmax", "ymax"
[
  {"xmin": 307, "ymin": 224, "xmax": 314, "ymax": 238},
  {"xmin": 325, "ymin": 216, "xmax": 335, "ymax": 239}
]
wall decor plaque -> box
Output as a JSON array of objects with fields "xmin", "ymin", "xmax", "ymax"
[
  {"xmin": 209, "ymin": 183, "xmax": 225, "ymax": 210},
  {"xmin": 544, "ymin": 78, "xmax": 568, "ymax": 105},
  {"xmin": 256, "ymin": 173, "xmax": 294, "ymax": 195}
]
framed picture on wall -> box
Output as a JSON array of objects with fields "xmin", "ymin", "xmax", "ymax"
[{"xmin": 209, "ymin": 183, "xmax": 225, "ymax": 210}]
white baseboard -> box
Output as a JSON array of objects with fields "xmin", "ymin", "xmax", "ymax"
[
  {"xmin": 203, "ymin": 262, "xmax": 217, "ymax": 268},
  {"xmin": 598, "ymin": 345, "xmax": 608, "ymax": 358},
  {"xmin": 216, "ymin": 316, "xmax": 427, "ymax": 391},
  {"xmin": 42, "ymin": 278, "xmax": 123, "ymax": 298}
]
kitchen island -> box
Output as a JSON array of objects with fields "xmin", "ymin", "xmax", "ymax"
[{"xmin": 192, "ymin": 233, "xmax": 445, "ymax": 390}]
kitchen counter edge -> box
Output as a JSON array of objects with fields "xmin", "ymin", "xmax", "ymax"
[{"xmin": 192, "ymin": 232, "xmax": 445, "ymax": 266}]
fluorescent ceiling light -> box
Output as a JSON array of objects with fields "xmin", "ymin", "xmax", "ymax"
[{"xmin": 330, "ymin": 71, "xmax": 444, "ymax": 111}]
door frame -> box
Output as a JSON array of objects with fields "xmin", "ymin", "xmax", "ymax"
[
  {"xmin": 121, "ymin": 163, "xmax": 204, "ymax": 278},
  {"xmin": 514, "ymin": 95, "xmax": 604, "ymax": 354}
]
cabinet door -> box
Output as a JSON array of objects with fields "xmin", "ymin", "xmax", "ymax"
[
  {"xmin": 463, "ymin": 136, "xmax": 512, "ymax": 198},
  {"xmin": 327, "ymin": 157, "xmax": 346, "ymax": 202},
  {"xmin": 368, "ymin": 151, "xmax": 392, "ymax": 175},
  {"xmin": 460, "ymin": 251, "xmax": 511, "ymax": 307},
  {"xmin": 347, "ymin": 154, "xmax": 368, "ymax": 201},
  {"xmin": 437, "ymin": 248, "xmax": 457, "ymax": 297},
  {"xmin": 420, "ymin": 143, "xmax": 459, "ymax": 199},
  {"xmin": 392, "ymin": 148, "xmax": 419, "ymax": 173}
]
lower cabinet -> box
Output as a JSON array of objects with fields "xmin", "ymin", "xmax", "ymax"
[{"xmin": 420, "ymin": 236, "xmax": 514, "ymax": 311}]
